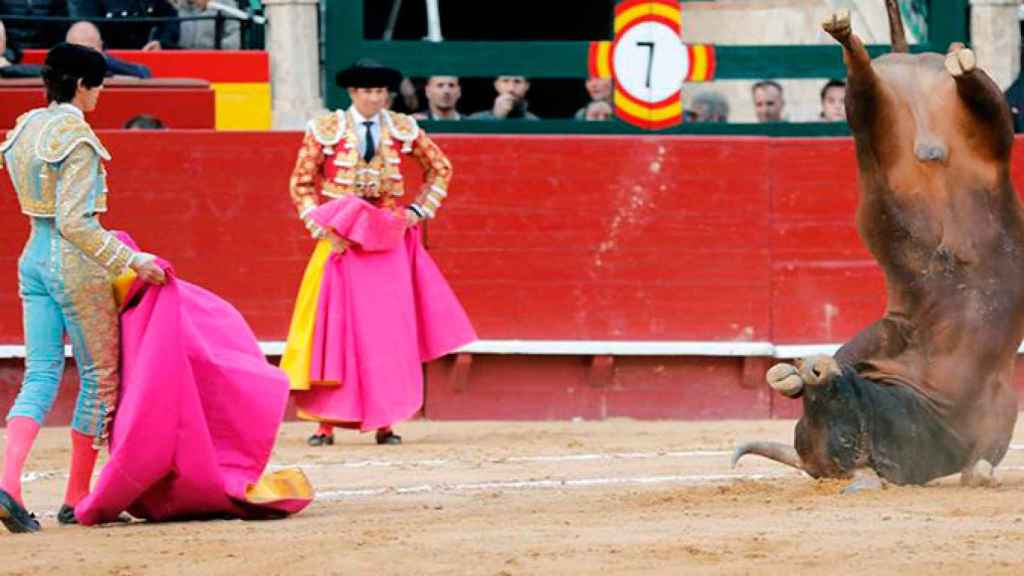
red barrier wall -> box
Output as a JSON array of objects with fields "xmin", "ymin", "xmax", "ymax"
[
  {"xmin": 20, "ymin": 50, "xmax": 270, "ymax": 82},
  {"xmin": 0, "ymin": 84, "xmax": 216, "ymax": 129},
  {"xmin": 2, "ymin": 132, "xmax": 1024, "ymax": 422}
]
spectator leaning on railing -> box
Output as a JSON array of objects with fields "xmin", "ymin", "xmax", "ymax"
[
  {"xmin": 68, "ymin": 0, "xmax": 180, "ymax": 50},
  {"xmin": 174, "ymin": 0, "xmax": 240, "ymax": 49}
]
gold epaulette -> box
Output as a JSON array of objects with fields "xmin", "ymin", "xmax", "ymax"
[
  {"xmin": 35, "ymin": 112, "xmax": 110, "ymax": 164},
  {"xmin": 306, "ymin": 110, "xmax": 346, "ymax": 146},
  {"xmin": 384, "ymin": 111, "xmax": 419, "ymax": 145},
  {"xmin": 0, "ymin": 110, "xmax": 44, "ymax": 169}
]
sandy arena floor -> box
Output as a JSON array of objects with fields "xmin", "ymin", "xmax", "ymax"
[{"xmin": 1, "ymin": 419, "xmax": 1024, "ymax": 575}]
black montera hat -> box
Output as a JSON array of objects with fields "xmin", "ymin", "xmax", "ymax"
[
  {"xmin": 335, "ymin": 58, "xmax": 402, "ymax": 91},
  {"xmin": 45, "ymin": 43, "xmax": 106, "ymax": 86}
]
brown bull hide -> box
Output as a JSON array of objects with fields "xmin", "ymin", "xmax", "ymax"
[{"xmin": 734, "ymin": 2, "xmax": 1024, "ymax": 491}]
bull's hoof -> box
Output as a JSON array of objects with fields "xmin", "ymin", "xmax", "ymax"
[
  {"xmin": 945, "ymin": 46, "xmax": 976, "ymax": 78},
  {"xmin": 961, "ymin": 460, "xmax": 997, "ymax": 487},
  {"xmin": 766, "ymin": 362, "xmax": 803, "ymax": 397},
  {"xmin": 841, "ymin": 468, "xmax": 883, "ymax": 494},
  {"xmin": 821, "ymin": 9, "xmax": 851, "ymax": 42},
  {"xmin": 797, "ymin": 355, "xmax": 841, "ymax": 387}
]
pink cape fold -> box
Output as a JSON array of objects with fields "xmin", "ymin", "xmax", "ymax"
[
  {"xmin": 294, "ymin": 197, "xmax": 477, "ymax": 430},
  {"xmin": 76, "ymin": 235, "xmax": 310, "ymax": 524},
  {"xmin": 308, "ymin": 196, "xmax": 406, "ymax": 251}
]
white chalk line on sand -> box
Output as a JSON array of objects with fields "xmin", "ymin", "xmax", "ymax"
[
  {"xmin": 315, "ymin": 464, "xmax": 1024, "ymax": 501},
  {"xmin": 266, "ymin": 449, "xmax": 734, "ymax": 473},
  {"xmin": 20, "ymin": 445, "xmax": 1024, "ymax": 485},
  {"xmin": 315, "ymin": 472, "xmax": 793, "ymax": 500}
]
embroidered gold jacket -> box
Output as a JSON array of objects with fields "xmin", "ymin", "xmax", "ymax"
[
  {"xmin": 288, "ymin": 109, "xmax": 453, "ymax": 221},
  {"xmin": 0, "ymin": 104, "xmax": 137, "ymax": 273}
]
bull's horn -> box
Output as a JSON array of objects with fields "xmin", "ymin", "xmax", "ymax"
[{"xmin": 731, "ymin": 441, "xmax": 803, "ymax": 471}]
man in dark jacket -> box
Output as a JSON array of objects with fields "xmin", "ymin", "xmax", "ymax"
[
  {"xmin": 0, "ymin": 0, "xmax": 68, "ymax": 49},
  {"xmin": 66, "ymin": 20, "xmax": 151, "ymax": 78},
  {"xmin": 67, "ymin": 0, "xmax": 179, "ymax": 50}
]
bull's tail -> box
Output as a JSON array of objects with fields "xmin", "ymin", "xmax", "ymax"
[
  {"xmin": 732, "ymin": 441, "xmax": 804, "ymax": 471},
  {"xmin": 885, "ymin": 0, "xmax": 909, "ymax": 53}
]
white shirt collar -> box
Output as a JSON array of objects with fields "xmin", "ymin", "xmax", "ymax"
[
  {"xmin": 52, "ymin": 102, "xmax": 84, "ymax": 119},
  {"xmin": 350, "ymin": 107, "xmax": 380, "ymax": 126}
]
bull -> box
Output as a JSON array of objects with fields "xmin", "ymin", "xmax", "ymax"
[{"xmin": 733, "ymin": 0, "xmax": 1024, "ymax": 492}]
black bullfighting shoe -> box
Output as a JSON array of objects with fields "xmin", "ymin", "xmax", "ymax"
[
  {"xmin": 375, "ymin": 431, "xmax": 402, "ymax": 445},
  {"xmin": 57, "ymin": 504, "xmax": 78, "ymax": 525},
  {"xmin": 59, "ymin": 504, "xmax": 132, "ymax": 525},
  {"xmin": 0, "ymin": 488, "xmax": 40, "ymax": 533},
  {"xmin": 307, "ymin": 433, "xmax": 335, "ymax": 447}
]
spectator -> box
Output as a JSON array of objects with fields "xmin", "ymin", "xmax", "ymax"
[
  {"xmin": 124, "ymin": 114, "xmax": 165, "ymax": 129},
  {"xmin": 66, "ymin": 20, "xmax": 152, "ymax": 78},
  {"xmin": 174, "ymin": 0, "xmax": 240, "ymax": 49},
  {"xmin": 752, "ymin": 80, "xmax": 785, "ymax": 122},
  {"xmin": 0, "ymin": 18, "xmax": 41, "ymax": 77},
  {"xmin": 385, "ymin": 78, "xmax": 419, "ymax": 113},
  {"xmin": 820, "ymin": 79, "xmax": 846, "ymax": 122},
  {"xmin": 67, "ymin": 0, "xmax": 179, "ymax": 50},
  {"xmin": 470, "ymin": 75, "xmax": 539, "ymax": 120},
  {"xmin": 582, "ymin": 100, "xmax": 612, "ymax": 121},
  {"xmin": 413, "ymin": 75, "xmax": 462, "ymax": 120},
  {"xmin": 396, "ymin": 77, "xmax": 419, "ymax": 113},
  {"xmin": 690, "ymin": 91, "xmax": 729, "ymax": 123},
  {"xmin": 574, "ymin": 76, "xmax": 612, "ymax": 119},
  {"xmin": 0, "ymin": 1, "xmax": 67, "ymax": 49}
]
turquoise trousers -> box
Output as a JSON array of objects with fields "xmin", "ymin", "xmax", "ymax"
[{"xmin": 9, "ymin": 218, "xmax": 119, "ymax": 437}]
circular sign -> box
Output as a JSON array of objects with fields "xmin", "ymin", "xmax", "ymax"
[{"xmin": 612, "ymin": 19, "xmax": 688, "ymax": 105}]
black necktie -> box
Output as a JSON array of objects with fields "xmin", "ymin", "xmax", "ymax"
[{"xmin": 363, "ymin": 121, "xmax": 375, "ymax": 162}]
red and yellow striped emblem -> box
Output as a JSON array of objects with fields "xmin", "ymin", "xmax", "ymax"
[
  {"xmin": 586, "ymin": 1, "xmax": 717, "ymax": 130},
  {"xmin": 686, "ymin": 44, "xmax": 717, "ymax": 82}
]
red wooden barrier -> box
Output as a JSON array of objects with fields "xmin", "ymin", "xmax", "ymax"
[
  {"xmin": 1, "ymin": 132, "xmax": 1024, "ymax": 422},
  {"xmin": 0, "ymin": 79, "xmax": 216, "ymax": 129},
  {"xmin": 19, "ymin": 50, "xmax": 270, "ymax": 83}
]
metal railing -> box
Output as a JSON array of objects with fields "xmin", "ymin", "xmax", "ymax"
[{"xmin": 0, "ymin": 9, "xmax": 266, "ymax": 50}]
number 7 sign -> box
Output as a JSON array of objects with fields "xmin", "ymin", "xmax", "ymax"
[{"xmin": 588, "ymin": 0, "xmax": 716, "ymax": 129}]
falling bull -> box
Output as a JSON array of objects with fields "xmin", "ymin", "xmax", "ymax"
[{"xmin": 734, "ymin": 0, "xmax": 1024, "ymax": 492}]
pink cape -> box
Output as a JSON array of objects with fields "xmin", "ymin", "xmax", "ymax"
[
  {"xmin": 75, "ymin": 256, "xmax": 311, "ymax": 524},
  {"xmin": 292, "ymin": 197, "xmax": 476, "ymax": 430}
]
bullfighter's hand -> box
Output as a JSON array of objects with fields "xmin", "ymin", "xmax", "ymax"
[
  {"xmin": 130, "ymin": 253, "xmax": 166, "ymax": 285},
  {"xmin": 324, "ymin": 230, "xmax": 349, "ymax": 254},
  {"xmin": 404, "ymin": 210, "xmax": 422, "ymax": 229}
]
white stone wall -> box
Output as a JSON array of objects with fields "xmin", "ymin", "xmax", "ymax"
[
  {"xmin": 678, "ymin": 0, "xmax": 1023, "ymax": 122},
  {"xmin": 678, "ymin": 0, "xmax": 909, "ymax": 123}
]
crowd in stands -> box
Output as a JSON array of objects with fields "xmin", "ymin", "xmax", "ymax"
[
  {"xmin": 1, "ymin": 1, "xmax": 856, "ymax": 126},
  {"xmin": 393, "ymin": 74, "xmax": 847, "ymax": 125},
  {"xmin": 0, "ymin": 0, "xmax": 248, "ymax": 54}
]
